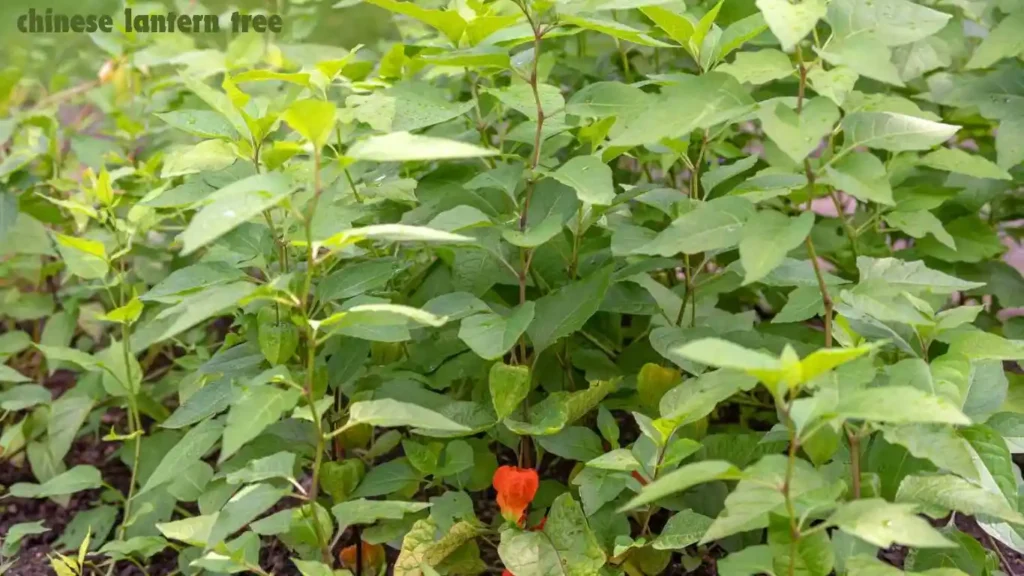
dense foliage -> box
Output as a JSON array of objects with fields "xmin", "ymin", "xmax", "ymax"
[{"xmin": 2, "ymin": 0, "xmax": 1024, "ymax": 575}]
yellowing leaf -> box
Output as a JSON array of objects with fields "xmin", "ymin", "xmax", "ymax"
[{"xmin": 283, "ymin": 99, "xmax": 337, "ymax": 148}]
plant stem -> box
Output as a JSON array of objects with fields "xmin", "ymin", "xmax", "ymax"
[
  {"xmin": 638, "ymin": 428, "xmax": 675, "ymax": 537},
  {"xmin": 804, "ymin": 237, "xmax": 834, "ymax": 348},
  {"xmin": 115, "ymin": 253, "xmax": 142, "ymax": 540},
  {"xmin": 780, "ymin": 399, "xmax": 801, "ymax": 576},
  {"xmin": 795, "ymin": 48, "xmax": 834, "ymax": 349},
  {"xmin": 796, "ymin": 48, "xmax": 857, "ymax": 260},
  {"xmin": 118, "ymin": 393, "xmax": 142, "ymax": 539},
  {"xmin": 304, "ymin": 336, "xmax": 332, "ymax": 565},
  {"xmin": 301, "ymin": 149, "xmax": 323, "ymax": 311},
  {"xmin": 299, "ymin": 146, "xmax": 332, "ymax": 565},
  {"xmin": 514, "ymin": 1, "xmax": 546, "ymax": 369}
]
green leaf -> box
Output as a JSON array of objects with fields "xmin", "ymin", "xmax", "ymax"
[
  {"xmin": 141, "ymin": 262, "xmax": 246, "ymax": 304},
  {"xmin": 163, "ymin": 378, "xmax": 234, "ymax": 429},
  {"xmin": 157, "ymin": 110, "xmax": 239, "ymax": 140},
  {"xmin": 702, "ymin": 455, "xmax": 829, "ymax": 542},
  {"xmin": 774, "ymin": 285, "xmax": 825, "ymax": 323},
  {"xmin": 347, "ymin": 132, "xmax": 499, "ymax": 162},
  {"xmin": 827, "ymin": 499, "xmax": 953, "ymax": 549},
  {"xmin": 881, "ymin": 424, "xmax": 977, "ymax": 481},
  {"xmin": 527, "ymin": 267, "xmax": 614, "ymax": 353},
  {"xmin": 181, "ymin": 76, "xmax": 251, "ymax": 142},
  {"xmin": 0, "ymin": 383, "xmax": 49, "ymax": 408},
  {"xmin": 2, "ymin": 521, "xmax": 49, "ymax": 556},
  {"xmin": 394, "ymin": 519, "xmax": 482, "ymax": 575},
  {"xmin": 10, "ymin": 465, "xmax": 103, "ymax": 498},
  {"xmin": 486, "ymin": 84, "xmax": 564, "ymax": 120},
  {"xmin": 292, "ymin": 559, "xmax": 336, "ymax": 576},
  {"xmin": 140, "ymin": 418, "xmax": 223, "ymax": 496},
  {"xmin": 636, "ymin": 196, "xmax": 755, "ymax": 256},
  {"xmin": 640, "ymin": 5, "xmax": 695, "ymax": 47},
  {"xmin": 756, "ymin": 0, "xmax": 827, "ymax": 51},
  {"xmin": 179, "ymin": 172, "xmax": 292, "ymax": 255},
  {"xmin": 620, "ymin": 460, "xmax": 743, "ymax": 511},
  {"xmin": 835, "ymin": 386, "xmax": 970, "ymax": 425},
  {"xmin": 659, "ymin": 369, "xmax": 759, "ymax": 424},
  {"xmin": 692, "ymin": 0, "xmax": 725, "ymax": 61},
  {"xmin": 132, "ymin": 282, "xmax": 257, "ymax": 351},
  {"xmin": 840, "ymin": 112, "xmax": 959, "ymax": 152},
  {"xmin": 959, "ymin": 424, "xmax": 1018, "ymax": 509},
  {"xmin": 769, "ymin": 513, "xmax": 834, "ymax": 576},
  {"xmin": 919, "ymin": 148, "xmax": 1011, "ymax": 180},
  {"xmin": 562, "ymin": 14, "xmax": 672, "ymax": 47},
  {"xmin": 826, "ymin": 0, "xmax": 950, "ymax": 48},
  {"xmin": 702, "ymin": 155, "xmax": 759, "ymax": 193},
  {"xmin": 611, "ymin": 73, "xmax": 755, "ymax": 147},
  {"xmin": 460, "ymin": 303, "xmax": 535, "ymax": 361},
  {"xmin": 316, "ymin": 303, "xmax": 448, "ymax": 339},
  {"xmin": 565, "ymin": 81, "xmax": 652, "ymax": 118},
  {"xmin": 825, "ymin": 152, "xmax": 894, "ymax": 205},
  {"xmin": 0, "ymin": 192, "xmax": 20, "ymax": 242},
  {"xmin": 100, "ymin": 299, "xmax": 144, "ymax": 325},
  {"xmin": 759, "ymin": 98, "xmax": 839, "ymax": 164},
  {"xmin": 996, "ymin": 117, "xmax": 1024, "ymax": 170},
  {"xmin": 740, "ymin": 210, "xmax": 815, "ymax": 285},
  {"xmin": 856, "ymin": 257, "xmax": 983, "ymax": 294},
  {"xmin": 713, "ymin": 13, "xmax": 770, "ymax": 63},
  {"xmin": 352, "ymin": 81, "xmax": 474, "ymax": 133},
  {"xmin": 536, "ymin": 426, "xmax": 604, "ymax": 462},
  {"xmin": 232, "ymin": 70, "xmax": 311, "ymax": 86},
  {"xmin": 419, "ymin": 47, "xmax": 511, "ymax": 68},
  {"xmin": 882, "ymin": 210, "xmax": 955, "ymax": 250},
  {"xmin": 161, "ymin": 140, "xmax": 237, "ymax": 178},
  {"xmin": 54, "ymin": 234, "xmax": 108, "ymax": 280},
  {"xmin": 719, "ymin": 545, "xmax": 774, "ymax": 576},
  {"xmin": 586, "ymin": 448, "xmax": 640, "ymax": 471},
  {"xmin": 364, "ymin": 0, "xmax": 466, "ymax": 44},
  {"xmin": 34, "ymin": 345, "xmax": 100, "ymax": 371},
  {"xmin": 807, "ymin": 66, "xmax": 858, "ymax": 107},
  {"xmin": 344, "ymin": 399, "xmax": 472, "ymax": 433},
  {"xmin": 321, "ymin": 224, "xmax": 475, "ymax": 251},
  {"xmin": 896, "ymin": 474, "xmax": 1024, "ymax": 525},
  {"xmin": 824, "ymin": 39, "xmax": 904, "ymax": 87},
  {"xmin": 0, "ymin": 364, "xmax": 31, "ymax": 384},
  {"xmin": 225, "ymin": 451, "xmax": 297, "ymax": 485},
  {"xmin": 489, "ymin": 363, "xmax": 532, "ymax": 421},
  {"xmin": 156, "ymin": 514, "xmax": 217, "ymax": 547},
  {"xmin": 551, "ymin": 155, "xmax": 615, "ymax": 205},
  {"xmin": 651, "ymin": 510, "xmax": 715, "ymax": 550},
  {"xmin": 499, "ymin": 493, "xmax": 605, "ymax": 576},
  {"xmin": 719, "ymin": 49, "xmax": 794, "ymax": 85},
  {"xmin": 330, "ymin": 498, "xmax": 431, "ymax": 533},
  {"xmin": 947, "ymin": 331, "xmax": 1024, "ymax": 361},
  {"xmin": 505, "ymin": 393, "xmax": 570, "ymax": 436},
  {"xmin": 966, "ymin": 13, "xmax": 1024, "ymax": 70},
  {"xmin": 352, "ymin": 458, "xmax": 420, "ymax": 498},
  {"xmin": 669, "ymin": 338, "xmax": 788, "ymax": 379},
  {"xmin": 208, "ymin": 483, "xmax": 287, "ymax": 546},
  {"xmin": 988, "ymin": 413, "xmax": 1024, "ymax": 453},
  {"xmin": 220, "ymin": 385, "xmax": 301, "ymax": 463},
  {"xmin": 282, "ymin": 99, "xmax": 337, "ymax": 148}
]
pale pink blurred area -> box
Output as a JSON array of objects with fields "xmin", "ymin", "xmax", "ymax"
[
  {"xmin": 1004, "ymin": 235, "xmax": 1024, "ymax": 275},
  {"xmin": 810, "ymin": 194, "xmax": 856, "ymax": 216}
]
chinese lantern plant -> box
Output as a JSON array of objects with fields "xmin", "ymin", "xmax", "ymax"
[{"xmin": 1, "ymin": 0, "xmax": 1024, "ymax": 575}]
